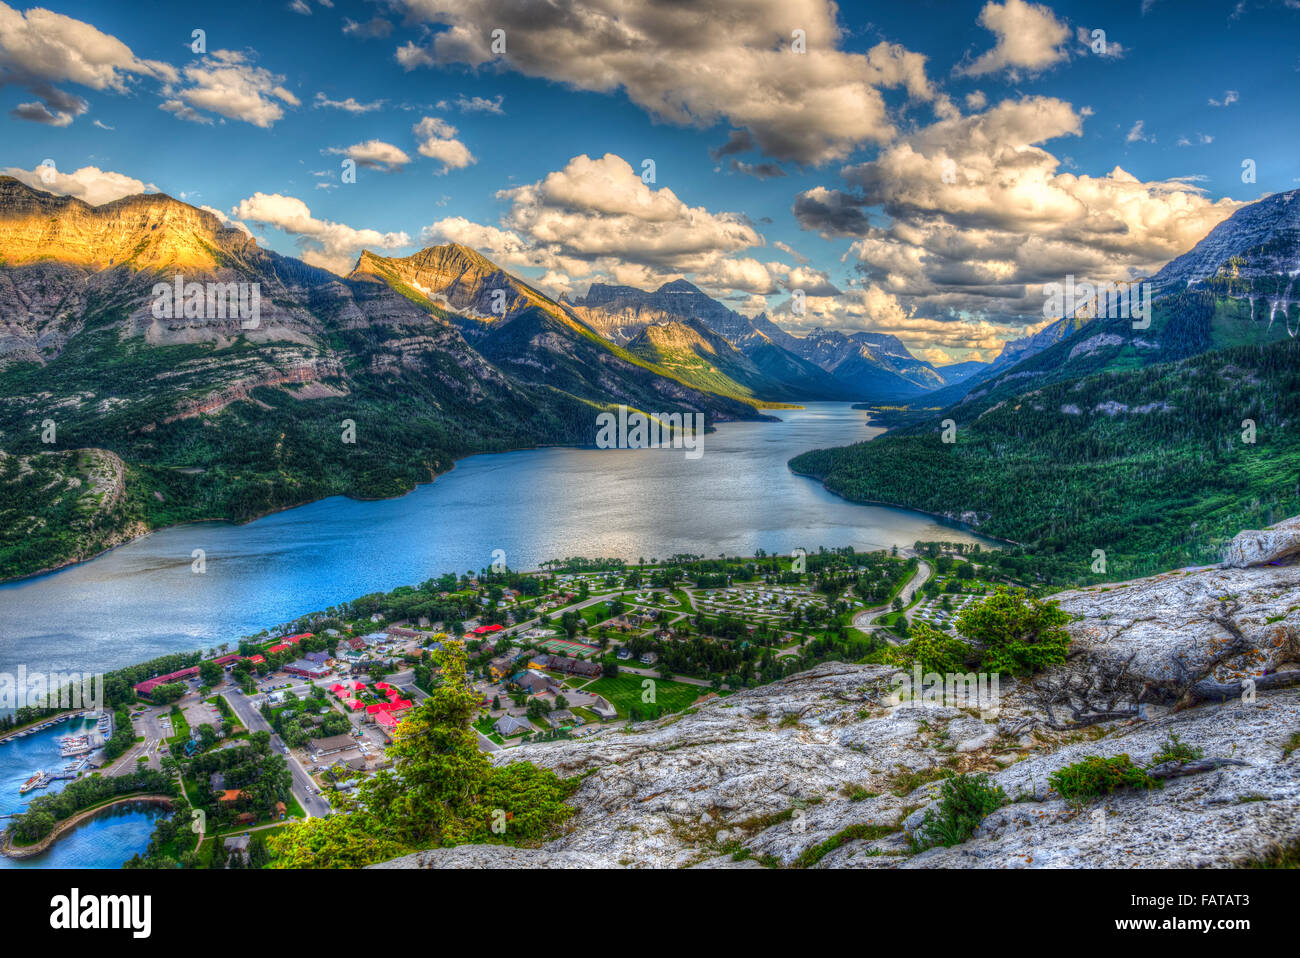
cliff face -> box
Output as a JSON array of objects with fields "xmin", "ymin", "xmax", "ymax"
[{"xmin": 377, "ymin": 521, "xmax": 1300, "ymax": 869}]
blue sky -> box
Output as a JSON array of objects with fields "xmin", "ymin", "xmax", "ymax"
[{"xmin": 2, "ymin": 0, "xmax": 1297, "ymax": 362}]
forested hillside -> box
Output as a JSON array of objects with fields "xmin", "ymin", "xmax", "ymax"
[{"xmin": 791, "ymin": 339, "xmax": 1300, "ymax": 584}]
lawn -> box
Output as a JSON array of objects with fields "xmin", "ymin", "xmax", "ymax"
[{"xmin": 584, "ymin": 674, "xmax": 704, "ymax": 719}]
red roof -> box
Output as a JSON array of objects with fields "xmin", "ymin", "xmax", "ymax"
[
  {"xmin": 283, "ymin": 633, "xmax": 311, "ymax": 644},
  {"xmin": 374, "ymin": 682, "xmax": 393, "ymax": 691},
  {"xmin": 365, "ymin": 699, "xmax": 412, "ymax": 715},
  {"xmin": 248, "ymin": 654, "xmax": 265, "ymax": 664},
  {"xmin": 472, "ymin": 624, "xmax": 504, "ymax": 635},
  {"xmin": 345, "ymin": 699, "xmax": 363, "ymax": 710},
  {"xmin": 375, "ymin": 711, "xmax": 399, "ymax": 728},
  {"xmin": 267, "ymin": 643, "xmax": 291, "ymax": 654}
]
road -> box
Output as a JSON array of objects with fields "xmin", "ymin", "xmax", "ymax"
[
  {"xmin": 223, "ymin": 687, "xmax": 333, "ymax": 818},
  {"xmin": 851, "ymin": 559, "xmax": 933, "ymax": 645}
]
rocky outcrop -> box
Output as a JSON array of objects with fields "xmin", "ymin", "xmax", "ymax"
[
  {"xmin": 1223, "ymin": 516, "xmax": 1300, "ymax": 568},
  {"xmin": 377, "ymin": 550, "xmax": 1300, "ymax": 869}
]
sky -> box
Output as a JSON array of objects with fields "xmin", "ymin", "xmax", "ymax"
[{"xmin": 1, "ymin": 0, "xmax": 1297, "ymax": 364}]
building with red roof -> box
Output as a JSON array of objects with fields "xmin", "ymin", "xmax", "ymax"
[{"xmin": 471, "ymin": 623, "xmax": 504, "ymax": 635}]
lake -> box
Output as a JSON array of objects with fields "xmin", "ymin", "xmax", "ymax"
[{"xmin": 0, "ymin": 403, "xmax": 994, "ymax": 677}]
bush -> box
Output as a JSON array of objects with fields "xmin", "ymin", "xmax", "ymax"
[
  {"xmin": 895, "ymin": 622, "xmax": 973, "ymax": 675},
  {"xmin": 910, "ymin": 772, "xmax": 1007, "ymax": 851},
  {"xmin": 956, "ymin": 587, "xmax": 1071, "ymax": 676},
  {"xmin": 1151, "ymin": 732, "xmax": 1203, "ymax": 765},
  {"xmin": 1048, "ymin": 754, "xmax": 1161, "ymax": 802}
]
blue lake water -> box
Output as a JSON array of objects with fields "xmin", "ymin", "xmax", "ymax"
[
  {"xmin": 0, "ymin": 716, "xmax": 159, "ymax": 869},
  {"xmin": 0, "ymin": 403, "xmax": 994, "ymax": 678}
]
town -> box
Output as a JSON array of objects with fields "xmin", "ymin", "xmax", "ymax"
[{"xmin": 2, "ymin": 543, "xmax": 1022, "ymax": 867}]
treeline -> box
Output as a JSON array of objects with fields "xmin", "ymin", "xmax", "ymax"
[
  {"xmin": 7, "ymin": 767, "xmax": 175, "ymax": 844},
  {"xmin": 792, "ymin": 339, "xmax": 1300, "ymax": 585}
]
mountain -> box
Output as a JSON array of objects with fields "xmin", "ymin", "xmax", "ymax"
[
  {"xmin": 916, "ymin": 189, "xmax": 1300, "ymax": 411},
  {"xmin": 571, "ymin": 280, "xmax": 967, "ymax": 402},
  {"xmin": 791, "ymin": 336, "xmax": 1300, "ymax": 584},
  {"xmin": 377, "ymin": 531, "xmax": 1300, "ymax": 868},
  {"xmin": 786, "ymin": 328, "xmax": 947, "ymax": 399},
  {"xmin": 930, "ymin": 359, "xmax": 988, "ymax": 386},
  {"xmin": 0, "ymin": 177, "xmax": 765, "ymax": 580},
  {"xmin": 570, "ymin": 280, "xmax": 858, "ymax": 400},
  {"xmin": 1150, "ymin": 188, "xmax": 1300, "ymax": 291}
]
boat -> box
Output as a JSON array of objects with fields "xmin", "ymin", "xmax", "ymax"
[
  {"xmin": 59, "ymin": 735, "xmax": 92, "ymax": 757},
  {"xmin": 19, "ymin": 770, "xmax": 49, "ymax": 794}
]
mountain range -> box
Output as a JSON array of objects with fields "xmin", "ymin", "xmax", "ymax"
[{"xmin": 1, "ymin": 175, "xmax": 1297, "ymax": 581}]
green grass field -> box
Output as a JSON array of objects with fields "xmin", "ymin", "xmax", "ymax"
[{"xmin": 584, "ymin": 674, "xmax": 703, "ymax": 718}]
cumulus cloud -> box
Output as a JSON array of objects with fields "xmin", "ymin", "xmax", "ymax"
[
  {"xmin": 419, "ymin": 152, "xmax": 798, "ymax": 301},
  {"xmin": 0, "ymin": 2, "xmax": 175, "ymax": 125},
  {"xmin": 392, "ymin": 0, "xmax": 941, "ymax": 165},
  {"xmin": 327, "ymin": 139, "xmax": 412, "ymax": 171},
  {"xmin": 232, "ymin": 192, "xmax": 411, "ymax": 274},
  {"xmin": 1208, "ymin": 89, "xmax": 1239, "ymax": 107},
  {"xmin": 163, "ymin": 49, "xmax": 298, "ymax": 128},
  {"xmin": 955, "ymin": 0, "xmax": 1070, "ymax": 78},
  {"xmin": 412, "ymin": 116, "xmax": 475, "ymax": 171},
  {"xmin": 791, "ymin": 96, "xmax": 1241, "ymax": 334},
  {"xmin": 3, "ymin": 162, "xmax": 150, "ymax": 205}
]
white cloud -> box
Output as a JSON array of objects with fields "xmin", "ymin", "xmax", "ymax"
[
  {"xmin": 420, "ymin": 152, "xmax": 792, "ymax": 300},
  {"xmin": 2, "ymin": 163, "xmax": 149, "ymax": 205},
  {"xmin": 0, "ymin": 1, "xmax": 175, "ymax": 125},
  {"xmin": 164, "ymin": 49, "xmax": 299, "ymax": 128},
  {"xmin": 393, "ymin": 0, "xmax": 941, "ymax": 165},
  {"xmin": 790, "ymin": 96, "xmax": 1242, "ymax": 331},
  {"xmin": 1075, "ymin": 25, "xmax": 1125, "ymax": 58},
  {"xmin": 1208, "ymin": 89, "xmax": 1239, "ymax": 107},
  {"xmin": 956, "ymin": 0, "xmax": 1070, "ymax": 78},
  {"xmin": 327, "ymin": 139, "xmax": 412, "ymax": 171},
  {"xmin": 314, "ymin": 92, "xmax": 384, "ymax": 113},
  {"xmin": 435, "ymin": 93, "xmax": 504, "ymax": 114},
  {"xmin": 231, "ymin": 192, "xmax": 411, "ymax": 274},
  {"xmin": 412, "ymin": 116, "xmax": 475, "ymax": 172},
  {"xmin": 1126, "ymin": 119, "xmax": 1152, "ymax": 143}
]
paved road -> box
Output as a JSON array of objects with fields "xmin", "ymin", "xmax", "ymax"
[
  {"xmin": 851, "ymin": 559, "xmax": 933, "ymax": 646},
  {"xmin": 224, "ymin": 688, "xmax": 332, "ymax": 818}
]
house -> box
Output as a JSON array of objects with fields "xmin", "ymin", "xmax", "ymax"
[
  {"xmin": 305, "ymin": 651, "xmax": 330, "ymax": 665},
  {"xmin": 545, "ymin": 655, "xmax": 601, "ymax": 678},
  {"xmin": 273, "ymin": 801, "xmax": 287, "ymax": 819},
  {"xmin": 374, "ymin": 710, "xmax": 400, "ymax": 732},
  {"xmin": 488, "ymin": 653, "xmax": 520, "ymax": 680},
  {"xmin": 472, "ymin": 623, "xmax": 504, "ymax": 637},
  {"xmin": 224, "ymin": 834, "xmax": 251, "ymax": 865},
  {"xmin": 639, "ymin": 652, "xmax": 659, "ymax": 666},
  {"xmin": 267, "ymin": 643, "xmax": 292, "ymax": 655},
  {"xmin": 386, "ymin": 625, "xmax": 422, "ymax": 640},
  {"xmin": 247, "ymin": 654, "xmax": 266, "ymax": 666},
  {"xmin": 616, "ymin": 647, "xmax": 632, "ymax": 660},
  {"xmin": 546, "ymin": 709, "xmax": 578, "ymax": 729},
  {"xmin": 310, "ymin": 734, "xmax": 357, "ymax": 756},
  {"xmin": 494, "ymin": 715, "xmax": 532, "ymax": 736},
  {"xmin": 348, "ymin": 637, "xmax": 366, "ymax": 651},
  {"xmin": 361, "ymin": 632, "xmax": 387, "ymax": 646},
  {"xmin": 284, "ymin": 658, "xmax": 331, "ymax": 679},
  {"xmin": 512, "ymin": 670, "xmax": 554, "ymax": 695},
  {"xmin": 217, "ymin": 789, "xmax": 244, "ymax": 803},
  {"xmin": 589, "ymin": 697, "xmax": 618, "ymax": 721},
  {"xmin": 209, "ymin": 772, "xmax": 227, "ymax": 792}
]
